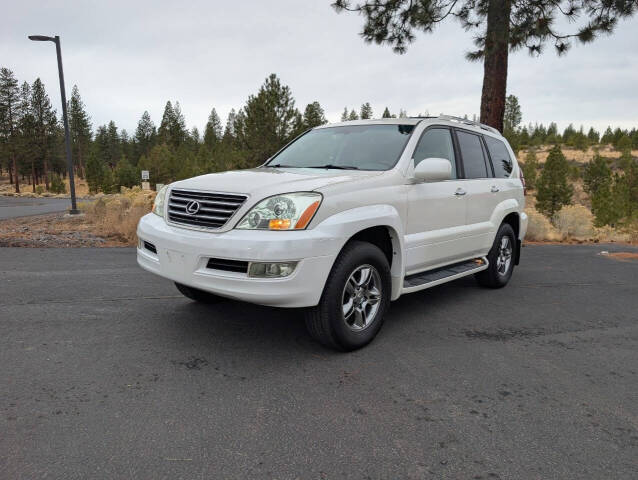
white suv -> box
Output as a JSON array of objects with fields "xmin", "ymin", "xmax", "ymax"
[{"xmin": 137, "ymin": 116, "xmax": 527, "ymax": 350}]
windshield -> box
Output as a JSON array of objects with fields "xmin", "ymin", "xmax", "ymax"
[{"xmin": 265, "ymin": 124, "xmax": 415, "ymax": 171}]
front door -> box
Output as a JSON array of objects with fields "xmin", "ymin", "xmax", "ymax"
[{"xmin": 405, "ymin": 127, "xmax": 468, "ymax": 274}]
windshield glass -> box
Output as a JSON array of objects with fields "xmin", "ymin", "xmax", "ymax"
[{"xmin": 265, "ymin": 124, "xmax": 415, "ymax": 171}]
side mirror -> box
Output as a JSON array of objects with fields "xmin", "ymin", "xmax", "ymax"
[{"xmin": 413, "ymin": 158, "xmax": 452, "ymax": 182}]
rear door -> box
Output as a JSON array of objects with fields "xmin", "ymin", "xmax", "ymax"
[
  {"xmin": 405, "ymin": 126, "xmax": 468, "ymax": 273},
  {"xmin": 454, "ymin": 129, "xmax": 499, "ymax": 256},
  {"xmin": 483, "ymin": 134, "xmax": 517, "ymax": 207}
]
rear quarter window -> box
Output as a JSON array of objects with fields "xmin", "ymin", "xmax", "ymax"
[{"xmin": 484, "ymin": 136, "xmax": 514, "ymax": 178}]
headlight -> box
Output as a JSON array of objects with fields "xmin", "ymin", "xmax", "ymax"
[
  {"xmin": 236, "ymin": 192, "xmax": 322, "ymax": 230},
  {"xmin": 152, "ymin": 185, "xmax": 168, "ymax": 217}
]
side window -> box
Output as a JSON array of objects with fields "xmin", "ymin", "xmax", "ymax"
[
  {"xmin": 456, "ymin": 131, "xmax": 489, "ymax": 179},
  {"xmin": 413, "ymin": 128, "xmax": 457, "ymax": 179},
  {"xmin": 484, "ymin": 136, "xmax": 514, "ymax": 178}
]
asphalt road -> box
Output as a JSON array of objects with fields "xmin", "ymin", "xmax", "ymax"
[
  {"xmin": 0, "ymin": 196, "xmax": 72, "ymax": 219},
  {"xmin": 1, "ymin": 245, "xmax": 637, "ymax": 479}
]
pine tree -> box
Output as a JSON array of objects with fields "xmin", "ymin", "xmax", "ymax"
[
  {"xmin": 204, "ymin": 108, "xmax": 223, "ymax": 148},
  {"xmin": 106, "ymin": 121, "xmax": 120, "ymax": 169},
  {"xmin": 398, "ymin": 109, "xmax": 408, "ymax": 118},
  {"xmin": 223, "ymin": 109, "xmax": 237, "ymax": 141},
  {"xmin": 587, "ymin": 127, "xmax": 600, "ymax": 144},
  {"xmin": 503, "ymin": 95, "xmax": 522, "ymax": 132},
  {"xmin": 591, "ymin": 181, "xmax": 619, "ymax": 227},
  {"xmin": 348, "ymin": 109, "xmax": 358, "ymax": 121},
  {"xmin": 340, "ymin": 107, "xmax": 348, "ymax": 122},
  {"xmin": 236, "ymin": 74, "xmax": 301, "ymax": 167},
  {"xmin": 30, "ymin": 78, "xmax": 57, "ymax": 190},
  {"xmin": 521, "ymin": 149, "xmax": 538, "ymax": 190},
  {"xmin": 68, "ymin": 85, "xmax": 92, "ymax": 179},
  {"xmin": 360, "ymin": 102, "xmax": 373, "ymax": 119},
  {"xmin": 583, "ymin": 154, "xmax": 611, "ymax": 196},
  {"xmin": 114, "ymin": 156, "xmax": 139, "ymax": 188},
  {"xmin": 600, "ymin": 126, "xmax": 614, "ymax": 145},
  {"xmin": 536, "ymin": 145, "xmax": 573, "ymax": 217},
  {"xmin": 0, "ymin": 67, "xmax": 20, "ymax": 192},
  {"xmin": 302, "ymin": 101, "xmax": 327, "ymax": 129},
  {"xmin": 382, "ymin": 107, "xmax": 392, "ymax": 118},
  {"xmin": 158, "ymin": 101, "xmax": 187, "ymax": 148},
  {"xmin": 333, "ymin": 1, "xmax": 637, "ymax": 132},
  {"xmin": 135, "ymin": 111, "xmax": 156, "ymax": 159}
]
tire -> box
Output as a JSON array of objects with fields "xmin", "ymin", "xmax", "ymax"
[
  {"xmin": 474, "ymin": 223, "xmax": 516, "ymax": 288},
  {"xmin": 175, "ymin": 282, "xmax": 223, "ymax": 304},
  {"xmin": 305, "ymin": 240, "xmax": 392, "ymax": 351}
]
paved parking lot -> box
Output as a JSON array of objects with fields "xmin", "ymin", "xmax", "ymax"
[
  {"xmin": 1, "ymin": 244, "xmax": 637, "ymax": 479},
  {"xmin": 0, "ymin": 196, "xmax": 71, "ymax": 219}
]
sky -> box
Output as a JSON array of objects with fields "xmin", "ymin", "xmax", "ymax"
[{"xmin": 2, "ymin": 0, "xmax": 637, "ymax": 135}]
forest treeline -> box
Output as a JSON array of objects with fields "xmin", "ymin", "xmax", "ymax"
[{"xmin": 1, "ymin": 67, "xmax": 638, "ymax": 206}]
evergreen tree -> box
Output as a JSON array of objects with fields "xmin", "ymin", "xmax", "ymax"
[
  {"xmin": 17, "ymin": 82, "xmax": 36, "ymax": 191},
  {"xmin": 68, "ymin": 85, "xmax": 92, "ymax": 179},
  {"xmin": 333, "ymin": 0, "xmax": 637, "ymax": 131},
  {"xmin": 340, "ymin": 107, "xmax": 348, "ymax": 122},
  {"xmin": 583, "ymin": 154, "xmax": 611, "ymax": 195},
  {"xmin": 587, "ymin": 127, "xmax": 600, "ymax": 144},
  {"xmin": 348, "ymin": 109, "xmax": 359, "ymax": 121},
  {"xmin": 600, "ymin": 126, "xmax": 614, "ymax": 144},
  {"xmin": 236, "ymin": 74, "xmax": 301, "ymax": 167},
  {"xmin": 106, "ymin": 121, "xmax": 120, "ymax": 169},
  {"xmin": 382, "ymin": 107, "xmax": 392, "ymax": 118},
  {"xmin": 158, "ymin": 101, "xmax": 187, "ymax": 147},
  {"xmin": 114, "ymin": 156, "xmax": 139, "ymax": 188},
  {"xmin": 302, "ymin": 101, "xmax": 327, "ymax": 129},
  {"xmin": 536, "ymin": 145, "xmax": 573, "ymax": 217},
  {"xmin": 223, "ymin": 109, "xmax": 237, "ymax": 141},
  {"xmin": 591, "ymin": 181, "xmax": 619, "ymax": 227},
  {"xmin": 135, "ymin": 111, "xmax": 156, "ymax": 159},
  {"xmin": 616, "ymin": 134, "xmax": 632, "ymax": 152},
  {"xmin": 521, "ymin": 149, "xmax": 538, "ymax": 190},
  {"xmin": 30, "ymin": 78, "xmax": 57, "ymax": 190},
  {"xmin": 203, "ymin": 108, "xmax": 223, "ymax": 148},
  {"xmin": 398, "ymin": 109, "xmax": 408, "ymax": 118},
  {"xmin": 360, "ymin": 102, "xmax": 373, "ymax": 119},
  {"xmin": 503, "ymin": 95, "xmax": 522, "ymax": 132},
  {"xmin": 0, "ymin": 67, "xmax": 20, "ymax": 192}
]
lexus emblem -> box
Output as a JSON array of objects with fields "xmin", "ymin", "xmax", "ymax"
[{"xmin": 185, "ymin": 200, "xmax": 201, "ymax": 215}]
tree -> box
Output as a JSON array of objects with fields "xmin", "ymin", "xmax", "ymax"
[
  {"xmin": 333, "ymin": 0, "xmax": 638, "ymax": 132},
  {"xmin": 616, "ymin": 134, "xmax": 632, "ymax": 152},
  {"xmin": 0, "ymin": 68, "xmax": 20, "ymax": 192},
  {"xmin": 114, "ymin": 156, "xmax": 139, "ymax": 188},
  {"xmin": 503, "ymin": 95, "xmax": 522, "ymax": 132},
  {"xmin": 340, "ymin": 107, "xmax": 349, "ymax": 122},
  {"xmin": 134, "ymin": 111, "xmax": 156, "ymax": 159},
  {"xmin": 302, "ymin": 101, "xmax": 328, "ymax": 129},
  {"xmin": 536, "ymin": 145, "xmax": 573, "ymax": 217},
  {"xmin": 587, "ymin": 127, "xmax": 600, "ymax": 144},
  {"xmin": 203, "ymin": 108, "xmax": 223, "ymax": 148},
  {"xmin": 236, "ymin": 74, "xmax": 301, "ymax": 167},
  {"xmin": 68, "ymin": 85, "xmax": 92, "ymax": 179},
  {"xmin": 158, "ymin": 100, "xmax": 187, "ymax": 147},
  {"xmin": 348, "ymin": 109, "xmax": 359, "ymax": 121},
  {"xmin": 30, "ymin": 78, "xmax": 57, "ymax": 190},
  {"xmin": 106, "ymin": 121, "xmax": 120, "ymax": 169},
  {"xmin": 583, "ymin": 154, "xmax": 611, "ymax": 195},
  {"xmin": 360, "ymin": 102, "xmax": 373, "ymax": 119},
  {"xmin": 600, "ymin": 126, "xmax": 614, "ymax": 144},
  {"xmin": 521, "ymin": 149, "xmax": 538, "ymax": 190},
  {"xmin": 382, "ymin": 107, "xmax": 392, "ymax": 118}
]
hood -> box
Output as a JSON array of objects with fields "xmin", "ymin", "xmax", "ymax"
[{"xmin": 170, "ymin": 167, "xmax": 383, "ymax": 199}]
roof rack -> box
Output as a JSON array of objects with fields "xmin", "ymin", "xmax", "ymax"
[{"xmin": 437, "ymin": 115, "xmax": 501, "ymax": 135}]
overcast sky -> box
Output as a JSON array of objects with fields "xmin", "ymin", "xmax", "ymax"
[{"xmin": 2, "ymin": 0, "xmax": 637, "ymax": 135}]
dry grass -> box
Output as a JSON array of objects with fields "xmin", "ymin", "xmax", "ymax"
[
  {"xmin": 518, "ymin": 145, "xmax": 637, "ymax": 164},
  {"xmin": 81, "ymin": 187, "xmax": 156, "ymax": 244},
  {"xmin": 0, "ymin": 175, "xmax": 90, "ymax": 197}
]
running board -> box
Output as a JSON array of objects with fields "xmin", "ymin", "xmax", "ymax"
[{"xmin": 402, "ymin": 257, "xmax": 488, "ymax": 293}]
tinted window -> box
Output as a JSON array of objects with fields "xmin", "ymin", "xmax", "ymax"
[
  {"xmin": 484, "ymin": 136, "xmax": 514, "ymax": 178},
  {"xmin": 413, "ymin": 128, "xmax": 457, "ymax": 179},
  {"xmin": 457, "ymin": 131, "xmax": 489, "ymax": 179},
  {"xmin": 266, "ymin": 124, "xmax": 415, "ymax": 171}
]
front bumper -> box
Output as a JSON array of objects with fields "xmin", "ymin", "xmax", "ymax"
[{"xmin": 136, "ymin": 213, "xmax": 338, "ymax": 308}]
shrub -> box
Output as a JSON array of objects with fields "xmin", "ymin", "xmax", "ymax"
[
  {"xmin": 525, "ymin": 208, "xmax": 561, "ymax": 241},
  {"xmin": 553, "ymin": 205, "xmax": 595, "ymax": 240},
  {"xmin": 536, "ymin": 145, "xmax": 573, "ymax": 217},
  {"xmin": 35, "ymin": 185, "xmax": 44, "ymax": 195},
  {"xmin": 50, "ymin": 174, "xmax": 67, "ymax": 194}
]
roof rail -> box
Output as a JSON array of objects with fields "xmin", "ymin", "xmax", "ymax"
[{"xmin": 437, "ymin": 114, "xmax": 501, "ymax": 135}]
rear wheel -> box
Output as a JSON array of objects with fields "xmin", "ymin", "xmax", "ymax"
[
  {"xmin": 175, "ymin": 283, "xmax": 223, "ymax": 303},
  {"xmin": 305, "ymin": 241, "xmax": 391, "ymax": 351},
  {"xmin": 475, "ymin": 223, "xmax": 516, "ymax": 288}
]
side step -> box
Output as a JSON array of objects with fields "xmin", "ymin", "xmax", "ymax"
[{"xmin": 402, "ymin": 257, "xmax": 488, "ymax": 292}]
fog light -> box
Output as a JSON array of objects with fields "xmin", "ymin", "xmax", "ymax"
[{"xmin": 248, "ymin": 261, "xmax": 298, "ymax": 278}]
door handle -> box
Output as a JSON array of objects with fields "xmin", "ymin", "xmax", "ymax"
[
  {"xmin": 490, "ymin": 185, "xmax": 500, "ymax": 193},
  {"xmin": 454, "ymin": 188, "xmax": 467, "ymax": 196}
]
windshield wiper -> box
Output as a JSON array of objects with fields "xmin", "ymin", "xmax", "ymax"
[
  {"xmin": 263, "ymin": 164, "xmax": 297, "ymax": 168},
  {"xmin": 305, "ymin": 164, "xmax": 360, "ymax": 170}
]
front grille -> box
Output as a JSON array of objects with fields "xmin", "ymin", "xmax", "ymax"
[
  {"xmin": 168, "ymin": 188, "xmax": 247, "ymax": 229},
  {"xmin": 206, "ymin": 258, "xmax": 249, "ymax": 273}
]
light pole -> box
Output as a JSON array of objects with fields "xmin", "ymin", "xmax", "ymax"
[{"xmin": 28, "ymin": 35, "xmax": 79, "ymax": 214}]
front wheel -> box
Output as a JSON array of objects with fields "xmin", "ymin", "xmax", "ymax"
[
  {"xmin": 474, "ymin": 223, "xmax": 516, "ymax": 288},
  {"xmin": 305, "ymin": 241, "xmax": 391, "ymax": 351}
]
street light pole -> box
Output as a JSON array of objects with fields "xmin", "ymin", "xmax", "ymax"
[{"xmin": 28, "ymin": 35, "xmax": 79, "ymax": 214}]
